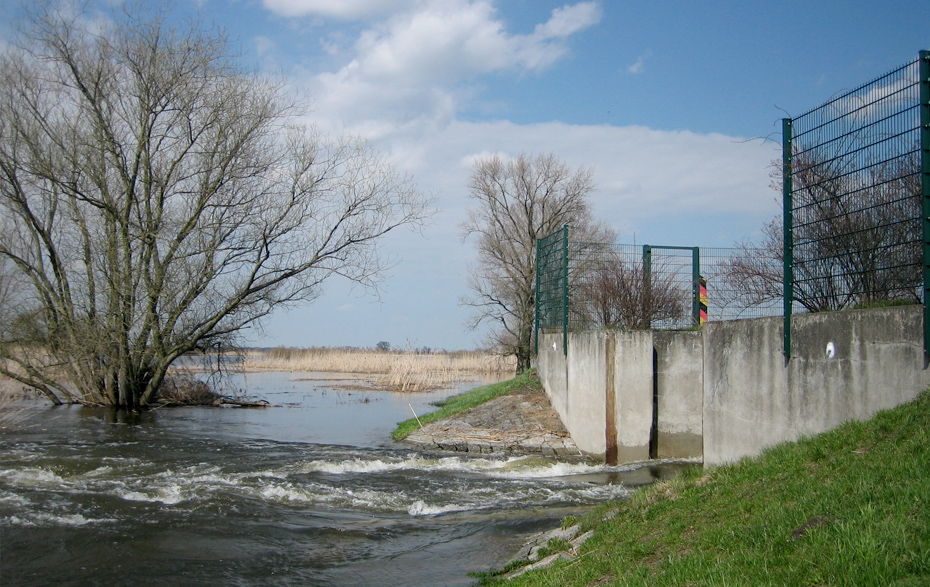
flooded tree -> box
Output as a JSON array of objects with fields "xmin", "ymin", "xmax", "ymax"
[
  {"xmin": 0, "ymin": 4, "xmax": 430, "ymax": 408},
  {"xmin": 461, "ymin": 153, "xmax": 613, "ymax": 373}
]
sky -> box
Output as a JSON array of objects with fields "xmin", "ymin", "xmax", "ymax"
[{"xmin": 3, "ymin": 1, "xmax": 930, "ymax": 351}]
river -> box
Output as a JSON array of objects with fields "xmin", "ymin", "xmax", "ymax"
[{"xmin": 0, "ymin": 371, "xmax": 688, "ymax": 586}]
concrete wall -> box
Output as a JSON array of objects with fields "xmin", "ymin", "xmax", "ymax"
[
  {"xmin": 538, "ymin": 329, "xmax": 703, "ymax": 462},
  {"xmin": 654, "ymin": 331, "xmax": 704, "ymax": 459},
  {"xmin": 704, "ymin": 305, "xmax": 930, "ymax": 464},
  {"xmin": 701, "ymin": 315, "xmax": 791, "ymax": 464},
  {"xmin": 537, "ymin": 331, "xmax": 607, "ymax": 457},
  {"xmin": 565, "ymin": 332, "xmax": 608, "ymax": 456},
  {"xmin": 538, "ymin": 305, "xmax": 930, "ymax": 466},
  {"xmin": 611, "ymin": 331, "xmax": 654, "ymax": 463}
]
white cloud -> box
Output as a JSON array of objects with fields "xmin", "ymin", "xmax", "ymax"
[
  {"xmin": 627, "ymin": 50, "xmax": 651, "ymax": 74},
  {"xmin": 257, "ymin": 119, "xmax": 779, "ymax": 349},
  {"xmin": 254, "ymin": 35, "xmax": 275, "ymax": 56},
  {"xmin": 301, "ymin": 1, "xmax": 601, "ymax": 131},
  {"xmin": 391, "ymin": 120, "xmax": 777, "ymax": 224},
  {"xmin": 533, "ymin": 2, "xmax": 601, "ymax": 38},
  {"xmin": 262, "ymin": 0, "xmax": 423, "ymax": 20}
]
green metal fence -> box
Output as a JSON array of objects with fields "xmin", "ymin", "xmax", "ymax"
[
  {"xmin": 783, "ymin": 51, "xmax": 930, "ymax": 356},
  {"xmin": 534, "ymin": 228, "xmax": 781, "ymax": 353},
  {"xmin": 535, "ymin": 225, "xmax": 569, "ymax": 354}
]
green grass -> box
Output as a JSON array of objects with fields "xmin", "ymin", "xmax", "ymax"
[
  {"xmin": 391, "ymin": 369, "xmax": 542, "ymax": 441},
  {"xmin": 484, "ymin": 389, "xmax": 930, "ymax": 586}
]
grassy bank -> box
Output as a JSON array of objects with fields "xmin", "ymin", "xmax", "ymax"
[
  {"xmin": 486, "ymin": 389, "xmax": 930, "ymax": 586},
  {"xmin": 392, "ymin": 369, "xmax": 542, "ymax": 441}
]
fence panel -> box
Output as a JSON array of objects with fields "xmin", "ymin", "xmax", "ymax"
[
  {"xmin": 535, "ymin": 225, "xmax": 569, "ymax": 354},
  {"xmin": 567, "ymin": 243, "xmax": 781, "ymax": 333},
  {"xmin": 784, "ymin": 51, "xmax": 929, "ymax": 355}
]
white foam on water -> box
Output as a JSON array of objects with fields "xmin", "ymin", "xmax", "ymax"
[
  {"xmin": 300, "ymin": 458, "xmax": 406, "ymax": 475},
  {"xmin": 114, "ymin": 483, "xmax": 186, "ymax": 505},
  {"xmin": 0, "ymin": 467, "xmax": 67, "ymax": 487},
  {"xmin": 81, "ymin": 465, "xmax": 115, "ymax": 478},
  {"xmin": 406, "ymin": 500, "xmax": 470, "ymax": 517},
  {"xmin": 3, "ymin": 511, "xmax": 116, "ymax": 527},
  {"xmin": 34, "ymin": 512, "xmax": 112, "ymax": 526},
  {"xmin": 4, "ymin": 515, "xmax": 35, "ymax": 527},
  {"xmin": 0, "ymin": 491, "xmax": 31, "ymax": 508},
  {"xmin": 258, "ymin": 481, "xmax": 398, "ymax": 510},
  {"xmin": 297, "ymin": 454, "xmax": 624, "ymax": 480}
]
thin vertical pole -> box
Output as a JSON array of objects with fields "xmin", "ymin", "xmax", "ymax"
[
  {"xmin": 534, "ymin": 235, "xmax": 541, "ymax": 356},
  {"xmin": 561, "ymin": 224, "xmax": 569, "ymax": 356},
  {"xmin": 783, "ymin": 118, "xmax": 794, "ymax": 359},
  {"xmin": 920, "ymin": 51, "xmax": 930, "ymax": 356},
  {"xmin": 691, "ymin": 247, "xmax": 701, "ymax": 326},
  {"xmin": 643, "ymin": 245, "xmax": 653, "ymax": 329}
]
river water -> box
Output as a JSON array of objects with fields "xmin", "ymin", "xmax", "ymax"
[{"xmin": 0, "ymin": 372, "xmax": 689, "ymax": 586}]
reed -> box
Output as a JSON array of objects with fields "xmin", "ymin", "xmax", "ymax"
[
  {"xmin": 0, "ymin": 378, "xmax": 30, "ymax": 430},
  {"xmin": 240, "ymin": 347, "xmax": 517, "ymax": 392}
]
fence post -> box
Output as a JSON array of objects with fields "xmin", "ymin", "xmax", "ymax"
[
  {"xmin": 691, "ymin": 247, "xmax": 701, "ymax": 326},
  {"xmin": 561, "ymin": 224, "xmax": 569, "ymax": 356},
  {"xmin": 642, "ymin": 245, "xmax": 653, "ymax": 329},
  {"xmin": 534, "ymin": 234, "xmax": 541, "ymax": 356},
  {"xmin": 782, "ymin": 118, "xmax": 793, "ymax": 359},
  {"xmin": 920, "ymin": 51, "xmax": 930, "ymax": 357}
]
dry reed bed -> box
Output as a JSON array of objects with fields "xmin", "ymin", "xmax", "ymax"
[{"xmin": 240, "ymin": 349, "xmax": 517, "ymax": 392}]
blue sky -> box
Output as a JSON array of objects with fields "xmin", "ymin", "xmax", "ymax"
[{"xmin": 4, "ymin": 1, "xmax": 929, "ymax": 350}]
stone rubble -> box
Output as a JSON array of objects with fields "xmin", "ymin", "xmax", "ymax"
[
  {"xmin": 501, "ymin": 526, "xmax": 595, "ymax": 580},
  {"xmin": 402, "ymin": 391, "xmax": 581, "ymax": 457}
]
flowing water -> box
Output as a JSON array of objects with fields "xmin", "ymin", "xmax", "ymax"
[{"xmin": 0, "ymin": 372, "xmax": 690, "ymax": 586}]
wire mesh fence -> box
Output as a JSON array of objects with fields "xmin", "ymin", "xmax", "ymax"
[
  {"xmin": 566, "ymin": 243, "xmax": 782, "ymax": 332},
  {"xmin": 536, "ymin": 227, "xmax": 784, "ymax": 348},
  {"xmin": 783, "ymin": 50, "xmax": 929, "ymax": 354},
  {"xmin": 536, "ymin": 226, "xmax": 568, "ymax": 345},
  {"xmin": 786, "ymin": 54, "xmax": 926, "ymax": 313},
  {"xmin": 537, "ymin": 53, "xmax": 929, "ymax": 354}
]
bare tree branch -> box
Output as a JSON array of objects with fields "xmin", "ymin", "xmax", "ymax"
[
  {"xmin": 0, "ymin": 3, "xmax": 431, "ymax": 407},
  {"xmin": 461, "ymin": 152, "xmax": 614, "ymax": 372}
]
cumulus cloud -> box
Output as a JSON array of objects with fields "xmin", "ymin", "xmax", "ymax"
[
  {"xmin": 390, "ymin": 120, "xmax": 778, "ymax": 224},
  {"xmin": 300, "ymin": 1, "xmax": 601, "ymax": 130},
  {"xmin": 534, "ymin": 2, "xmax": 602, "ymax": 38},
  {"xmin": 257, "ymin": 119, "xmax": 778, "ymax": 348},
  {"xmin": 250, "ymin": 1, "xmax": 778, "ymax": 348}
]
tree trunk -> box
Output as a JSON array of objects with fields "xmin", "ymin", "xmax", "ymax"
[{"xmin": 516, "ymin": 348, "xmax": 532, "ymax": 374}]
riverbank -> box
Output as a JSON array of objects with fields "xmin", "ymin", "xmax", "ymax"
[
  {"xmin": 481, "ymin": 388, "xmax": 930, "ymax": 586},
  {"xmin": 393, "ymin": 370, "xmax": 581, "ymax": 457}
]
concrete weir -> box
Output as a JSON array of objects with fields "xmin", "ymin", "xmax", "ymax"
[{"xmin": 538, "ymin": 305, "xmax": 930, "ymax": 465}]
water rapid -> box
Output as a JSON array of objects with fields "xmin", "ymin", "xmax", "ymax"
[{"xmin": 0, "ymin": 372, "xmax": 687, "ymax": 586}]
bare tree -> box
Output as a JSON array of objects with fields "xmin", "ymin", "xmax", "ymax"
[
  {"xmin": 720, "ymin": 154, "xmax": 921, "ymax": 313},
  {"xmin": 574, "ymin": 251, "xmax": 689, "ymax": 330},
  {"xmin": 0, "ymin": 4, "xmax": 430, "ymax": 408},
  {"xmin": 461, "ymin": 152, "xmax": 614, "ymax": 373}
]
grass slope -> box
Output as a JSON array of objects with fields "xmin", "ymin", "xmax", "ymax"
[
  {"xmin": 392, "ymin": 369, "xmax": 542, "ymax": 441},
  {"xmin": 486, "ymin": 389, "xmax": 930, "ymax": 586}
]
